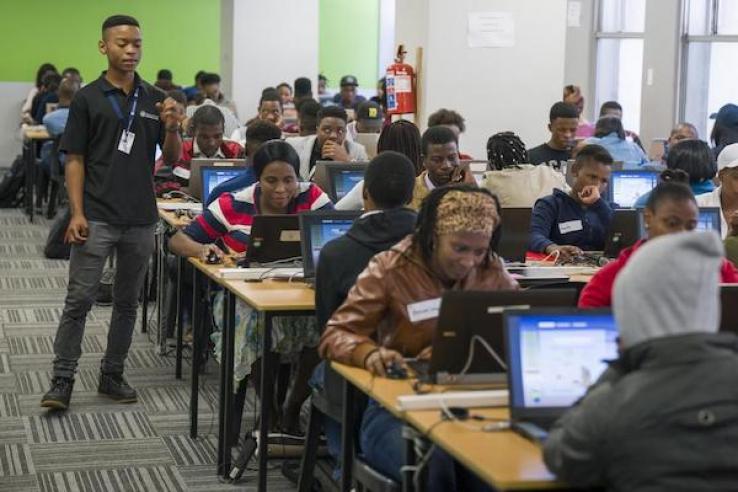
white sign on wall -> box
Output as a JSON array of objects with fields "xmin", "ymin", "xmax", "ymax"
[{"xmin": 467, "ymin": 11, "xmax": 515, "ymax": 48}]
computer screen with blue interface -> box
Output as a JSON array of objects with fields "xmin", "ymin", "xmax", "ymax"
[
  {"xmin": 332, "ymin": 170, "xmax": 364, "ymax": 200},
  {"xmin": 507, "ymin": 312, "xmax": 618, "ymax": 408},
  {"xmin": 309, "ymin": 219, "xmax": 355, "ymax": 267},
  {"xmin": 201, "ymin": 168, "xmax": 248, "ymax": 204},
  {"xmin": 697, "ymin": 208, "xmax": 721, "ymax": 234},
  {"xmin": 610, "ymin": 171, "xmax": 659, "ymax": 208}
]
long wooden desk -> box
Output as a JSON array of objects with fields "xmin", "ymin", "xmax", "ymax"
[{"xmin": 331, "ymin": 363, "xmax": 566, "ymax": 492}]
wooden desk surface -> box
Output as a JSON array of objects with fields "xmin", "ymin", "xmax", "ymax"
[
  {"xmin": 23, "ymin": 127, "xmax": 51, "ymax": 141},
  {"xmin": 222, "ymin": 278, "xmax": 315, "ymax": 312},
  {"xmin": 188, "ymin": 257, "xmax": 229, "ymax": 284},
  {"xmin": 331, "ymin": 362, "xmax": 565, "ymax": 490}
]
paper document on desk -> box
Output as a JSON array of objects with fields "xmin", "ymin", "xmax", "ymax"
[
  {"xmin": 397, "ymin": 390, "xmax": 508, "ymax": 411},
  {"xmin": 219, "ymin": 267, "xmax": 304, "ymax": 281},
  {"xmin": 157, "ymin": 202, "xmax": 203, "ymax": 211}
]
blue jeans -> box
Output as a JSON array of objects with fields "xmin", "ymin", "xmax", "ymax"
[
  {"xmin": 52, "ymin": 221, "xmax": 155, "ymax": 378},
  {"xmin": 309, "ymin": 362, "xmax": 343, "ymax": 479}
]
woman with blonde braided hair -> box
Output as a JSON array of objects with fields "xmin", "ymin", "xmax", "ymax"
[{"xmin": 320, "ymin": 184, "xmax": 517, "ymax": 488}]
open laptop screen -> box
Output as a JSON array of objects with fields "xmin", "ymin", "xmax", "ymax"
[
  {"xmin": 506, "ymin": 310, "xmax": 618, "ymax": 411},
  {"xmin": 608, "ymin": 171, "xmax": 659, "ymax": 208},
  {"xmin": 300, "ymin": 211, "xmax": 360, "ymax": 278},
  {"xmin": 201, "ymin": 167, "xmax": 249, "ymax": 204},
  {"xmin": 638, "ymin": 207, "xmax": 722, "ymax": 237},
  {"xmin": 331, "ymin": 169, "xmax": 365, "ymax": 201}
]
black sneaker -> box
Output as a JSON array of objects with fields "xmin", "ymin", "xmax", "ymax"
[
  {"xmin": 98, "ymin": 373, "xmax": 137, "ymax": 403},
  {"xmin": 40, "ymin": 377, "xmax": 75, "ymax": 410}
]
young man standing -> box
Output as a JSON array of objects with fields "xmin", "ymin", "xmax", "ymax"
[
  {"xmin": 528, "ymin": 102, "xmax": 580, "ymax": 169},
  {"xmin": 41, "ymin": 15, "xmax": 183, "ymax": 410}
]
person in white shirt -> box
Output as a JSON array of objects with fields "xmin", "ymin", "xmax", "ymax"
[{"xmin": 696, "ymin": 143, "xmax": 738, "ymax": 239}]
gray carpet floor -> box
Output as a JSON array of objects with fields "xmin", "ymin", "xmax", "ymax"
[{"xmin": 0, "ymin": 209, "xmax": 295, "ymax": 491}]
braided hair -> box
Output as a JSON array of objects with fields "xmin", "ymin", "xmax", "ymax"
[
  {"xmin": 486, "ymin": 132, "xmax": 529, "ymax": 170},
  {"xmin": 377, "ymin": 120, "xmax": 423, "ymax": 176},
  {"xmin": 412, "ymin": 184, "xmax": 502, "ymax": 268}
]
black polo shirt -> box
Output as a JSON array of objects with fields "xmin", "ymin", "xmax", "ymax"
[{"xmin": 60, "ymin": 72, "xmax": 166, "ymax": 225}]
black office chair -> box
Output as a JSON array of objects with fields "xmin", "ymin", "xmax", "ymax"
[
  {"xmin": 353, "ymin": 458, "xmax": 400, "ymax": 492},
  {"xmin": 46, "ymin": 136, "xmax": 65, "ymax": 219}
]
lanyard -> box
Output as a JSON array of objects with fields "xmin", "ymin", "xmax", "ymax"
[{"xmin": 106, "ymin": 85, "xmax": 140, "ymax": 137}]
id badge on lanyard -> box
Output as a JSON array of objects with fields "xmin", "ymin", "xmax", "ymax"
[{"xmin": 107, "ymin": 86, "xmax": 140, "ymax": 155}]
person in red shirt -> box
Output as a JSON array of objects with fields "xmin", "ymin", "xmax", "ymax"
[
  {"xmin": 159, "ymin": 104, "xmax": 243, "ymax": 183},
  {"xmin": 579, "ymin": 173, "xmax": 738, "ymax": 307}
]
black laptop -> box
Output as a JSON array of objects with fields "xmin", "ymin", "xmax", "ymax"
[
  {"xmin": 721, "ymin": 285, "xmax": 738, "ymax": 334},
  {"xmin": 603, "ymin": 209, "xmax": 640, "ymax": 258},
  {"xmin": 242, "ymin": 215, "xmax": 302, "ymax": 267},
  {"xmin": 498, "ymin": 208, "xmax": 533, "ymax": 263},
  {"xmin": 410, "ymin": 289, "xmax": 578, "ymax": 385},
  {"xmin": 299, "ymin": 211, "xmax": 361, "ymax": 279},
  {"xmin": 504, "ymin": 308, "xmax": 619, "ymax": 443}
]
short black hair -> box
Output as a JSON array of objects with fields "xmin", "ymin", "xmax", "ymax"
[
  {"xmin": 318, "ymin": 74, "xmax": 327, "ymax": 82},
  {"xmin": 549, "ymin": 102, "xmax": 579, "ymax": 122},
  {"xmin": 646, "ymin": 175, "xmax": 695, "ymax": 211},
  {"xmin": 157, "ymin": 69, "xmax": 173, "ymax": 81},
  {"xmin": 245, "ymin": 120, "xmax": 282, "ymax": 144},
  {"xmin": 252, "ymin": 140, "xmax": 301, "ymax": 180},
  {"xmin": 421, "ymin": 125, "xmax": 458, "ymax": 156},
  {"xmin": 364, "ymin": 151, "xmax": 417, "ymax": 208},
  {"xmin": 276, "ymin": 82, "xmax": 292, "ymax": 94},
  {"xmin": 259, "ymin": 89, "xmax": 282, "ymax": 108},
  {"xmin": 61, "ymin": 67, "xmax": 80, "ymax": 77},
  {"xmin": 194, "ymin": 70, "xmax": 207, "ymax": 83},
  {"xmin": 599, "ymin": 100, "xmax": 622, "ymax": 116},
  {"xmin": 102, "ymin": 15, "xmax": 139, "ymax": 34},
  {"xmin": 191, "ymin": 105, "xmax": 224, "ymax": 131},
  {"xmin": 377, "ymin": 120, "xmax": 423, "ymax": 176},
  {"xmin": 35, "ymin": 63, "xmax": 57, "ymax": 88},
  {"xmin": 41, "ymin": 72, "xmax": 62, "ymax": 92},
  {"xmin": 200, "ymin": 73, "xmax": 221, "ymax": 86},
  {"xmin": 294, "ymin": 77, "xmax": 312, "ymax": 97},
  {"xmin": 594, "ymin": 116, "xmax": 625, "ymax": 139},
  {"xmin": 666, "ymin": 139, "xmax": 717, "ymax": 183},
  {"xmin": 486, "ymin": 131, "xmax": 528, "ymax": 170},
  {"xmin": 318, "ymin": 105, "xmax": 348, "ymax": 123},
  {"xmin": 166, "ymin": 89, "xmax": 187, "ymax": 105},
  {"xmin": 298, "ymin": 100, "xmax": 321, "ymax": 134},
  {"xmin": 575, "ymin": 144, "xmax": 614, "ymax": 168},
  {"xmin": 427, "ymin": 108, "xmax": 466, "ymax": 133}
]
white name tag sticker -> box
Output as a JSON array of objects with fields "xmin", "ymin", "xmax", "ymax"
[
  {"xmin": 407, "ymin": 297, "xmax": 441, "ymax": 323},
  {"xmin": 558, "ymin": 219, "xmax": 583, "ymax": 234},
  {"xmin": 279, "ymin": 230, "xmax": 301, "ymax": 242},
  {"xmin": 117, "ymin": 130, "xmax": 135, "ymax": 154}
]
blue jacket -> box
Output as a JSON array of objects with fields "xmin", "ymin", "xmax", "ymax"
[
  {"xmin": 205, "ymin": 167, "xmax": 257, "ymax": 206},
  {"xmin": 634, "ymin": 180, "xmax": 715, "ymax": 208},
  {"xmin": 586, "ymin": 132, "xmax": 647, "ymax": 168},
  {"xmin": 529, "ymin": 189, "xmax": 614, "ymax": 252}
]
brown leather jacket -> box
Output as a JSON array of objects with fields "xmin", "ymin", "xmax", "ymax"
[{"xmin": 319, "ymin": 235, "xmax": 519, "ymax": 368}]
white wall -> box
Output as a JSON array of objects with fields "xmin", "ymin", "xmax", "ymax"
[
  {"xmin": 0, "ymin": 82, "xmax": 32, "ymax": 168},
  {"xmin": 396, "ymin": 0, "xmax": 568, "ymax": 159},
  {"xmin": 228, "ymin": 0, "xmax": 319, "ymax": 122}
]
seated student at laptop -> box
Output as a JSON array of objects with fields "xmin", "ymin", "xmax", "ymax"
[
  {"xmin": 579, "ymin": 173, "xmax": 738, "ymax": 307},
  {"xmin": 409, "ymin": 126, "xmax": 477, "ymax": 210},
  {"xmin": 527, "ymin": 102, "xmax": 579, "ymax": 169},
  {"xmin": 585, "ymin": 116, "xmax": 647, "ymax": 168},
  {"xmin": 427, "ymin": 108, "xmax": 474, "ymax": 159},
  {"xmin": 308, "ymin": 151, "xmax": 418, "ymax": 477},
  {"xmin": 159, "ymin": 104, "xmax": 243, "ymax": 182},
  {"xmin": 529, "ymin": 144, "xmax": 614, "ymax": 260},
  {"xmin": 168, "ymin": 140, "xmax": 332, "ymax": 433},
  {"xmin": 697, "ymin": 143, "xmax": 738, "ymax": 239},
  {"xmin": 286, "ymin": 105, "xmax": 368, "ymax": 180},
  {"xmin": 320, "ymin": 185, "xmax": 518, "ymax": 486},
  {"xmin": 635, "ymin": 139, "xmax": 717, "ymax": 207},
  {"xmin": 229, "ymin": 89, "xmax": 284, "ymax": 143},
  {"xmin": 205, "ymin": 120, "xmax": 282, "ymax": 205},
  {"xmin": 544, "ymin": 231, "xmax": 738, "ymax": 491},
  {"xmin": 336, "ymin": 119, "xmax": 423, "ymax": 210}
]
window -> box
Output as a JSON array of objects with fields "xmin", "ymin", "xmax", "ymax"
[
  {"xmin": 594, "ymin": 0, "xmax": 646, "ymax": 134},
  {"xmin": 682, "ymin": 0, "xmax": 738, "ymax": 141}
]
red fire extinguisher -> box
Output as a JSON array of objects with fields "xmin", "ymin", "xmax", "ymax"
[{"xmin": 386, "ymin": 44, "xmax": 415, "ymax": 115}]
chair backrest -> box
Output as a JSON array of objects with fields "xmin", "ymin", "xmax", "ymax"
[
  {"xmin": 49, "ymin": 136, "xmax": 64, "ymax": 182},
  {"xmin": 353, "ymin": 458, "xmax": 400, "ymax": 492}
]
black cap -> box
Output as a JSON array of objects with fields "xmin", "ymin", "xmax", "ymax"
[
  {"xmin": 357, "ymin": 101, "xmax": 383, "ymax": 122},
  {"xmin": 340, "ymin": 75, "xmax": 359, "ymax": 87}
]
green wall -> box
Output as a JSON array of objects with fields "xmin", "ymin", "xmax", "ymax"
[
  {"xmin": 0, "ymin": 0, "xmax": 219, "ymax": 85},
  {"xmin": 319, "ymin": 0, "xmax": 379, "ymax": 90}
]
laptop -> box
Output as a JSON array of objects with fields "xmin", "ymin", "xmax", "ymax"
[
  {"xmin": 603, "ymin": 209, "xmax": 640, "ymax": 258},
  {"xmin": 606, "ymin": 170, "xmax": 659, "ymax": 208},
  {"xmin": 410, "ymin": 289, "xmax": 579, "ymax": 385},
  {"xmin": 299, "ymin": 211, "xmax": 361, "ymax": 279},
  {"xmin": 721, "ymin": 285, "xmax": 738, "ymax": 334},
  {"xmin": 327, "ymin": 166, "xmax": 366, "ymax": 202},
  {"xmin": 242, "ymin": 215, "xmax": 303, "ymax": 267},
  {"xmin": 498, "ymin": 208, "xmax": 533, "ymax": 263},
  {"xmin": 200, "ymin": 166, "xmax": 250, "ymax": 205},
  {"xmin": 637, "ymin": 207, "xmax": 722, "ymax": 237},
  {"xmin": 312, "ymin": 160, "xmax": 369, "ymax": 195},
  {"xmin": 505, "ymin": 308, "xmax": 619, "ymax": 442},
  {"xmin": 187, "ymin": 158, "xmax": 246, "ymax": 201}
]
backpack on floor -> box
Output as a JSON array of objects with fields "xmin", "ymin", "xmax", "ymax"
[
  {"xmin": 0, "ymin": 155, "xmax": 26, "ymax": 208},
  {"xmin": 44, "ymin": 208, "xmax": 71, "ymax": 259}
]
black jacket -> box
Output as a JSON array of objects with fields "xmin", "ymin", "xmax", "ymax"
[
  {"xmin": 544, "ymin": 332, "xmax": 738, "ymax": 492},
  {"xmin": 315, "ymin": 207, "xmax": 417, "ymax": 405}
]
